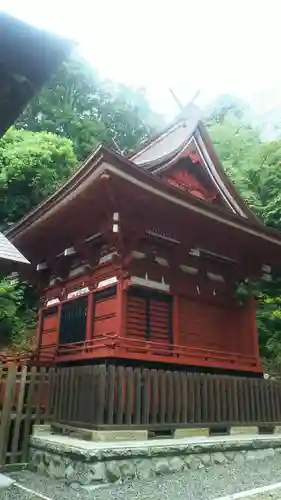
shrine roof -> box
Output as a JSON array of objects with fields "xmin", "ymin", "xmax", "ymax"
[
  {"xmin": 0, "ymin": 12, "xmax": 75, "ymax": 137},
  {"xmin": 130, "ymin": 103, "xmax": 201, "ymax": 169},
  {"xmin": 6, "ymin": 143, "xmax": 281, "ymax": 260}
]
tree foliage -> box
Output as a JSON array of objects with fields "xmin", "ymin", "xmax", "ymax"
[
  {"xmin": 0, "ymin": 128, "xmax": 77, "ymax": 227},
  {"xmin": 0, "ymin": 279, "xmax": 35, "ymax": 348},
  {"xmin": 206, "ymin": 97, "xmax": 281, "ymax": 368},
  {"xmin": 17, "ymin": 56, "xmax": 161, "ymax": 160}
]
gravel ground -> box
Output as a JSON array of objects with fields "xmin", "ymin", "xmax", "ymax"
[{"xmin": 1, "ymin": 458, "xmax": 281, "ymax": 500}]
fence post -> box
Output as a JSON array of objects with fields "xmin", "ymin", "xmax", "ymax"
[{"xmin": 0, "ymin": 364, "xmax": 17, "ymax": 465}]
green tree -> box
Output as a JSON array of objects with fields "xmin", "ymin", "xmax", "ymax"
[
  {"xmin": 0, "ymin": 127, "xmax": 77, "ymax": 348},
  {"xmin": 0, "ymin": 127, "xmax": 77, "ymax": 227},
  {"xmin": 0, "ymin": 279, "xmax": 35, "ymax": 348},
  {"xmin": 207, "ymin": 102, "xmax": 281, "ymax": 368},
  {"xmin": 17, "ymin": 57, "xmax": 161, "ymax": 160},
  {"xmin": 205, "ymin": 94, "xmax": 248, "ymax": 125},
  {"xmin": 208, "ymin": 114, "xmax": 263, "ymax": 214}
]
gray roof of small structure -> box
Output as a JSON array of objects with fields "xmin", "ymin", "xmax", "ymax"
[{"xmin": 0, "ymin": 232, "xmax": 29, "ymax": 264}]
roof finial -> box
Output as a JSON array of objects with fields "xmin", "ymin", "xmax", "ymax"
[
  {"xmin": 168, "ymin": 88, "xmax": 184, "ymax": 111},
  {"xmin": 169, "ymin": 88, "xmax": 201, "ymax": 122}
]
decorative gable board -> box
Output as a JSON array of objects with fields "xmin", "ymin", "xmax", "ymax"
[
  {"xmin": 131, "ymin": 108, "xmax": 256, "ymax": 221},
  {"xmin": 158, "ymin": 133, "xmax": 248, "ymax": 217}
]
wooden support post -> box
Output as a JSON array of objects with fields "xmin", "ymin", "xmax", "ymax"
[
  {"xmin": 173, "ymin": 294, "xmax": 180, "ymax": 346},
  {"xmin": 86, "ymin": 292, "xmax": 94, "ymax": 341}
]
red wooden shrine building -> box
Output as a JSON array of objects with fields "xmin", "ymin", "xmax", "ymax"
[{"xmin": 7, "ymin": 104, "xmax": 281, "ymax": 375}]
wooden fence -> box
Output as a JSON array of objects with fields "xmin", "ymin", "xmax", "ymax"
[
  {"xmin": 0, "ymin": 364, "xmax": 55, "ymax": 466},
  {"xmin": 54, "ymin": 365, "xmax": 281, "ymax": 429}
]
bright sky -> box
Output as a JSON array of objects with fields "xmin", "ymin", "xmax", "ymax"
[{"xmin": 2, "ymin": 0, "xmax": 281, "ymax": 119}]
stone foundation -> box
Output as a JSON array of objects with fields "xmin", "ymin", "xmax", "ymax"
[{"xmin": 29, "ymin": 431, "xmax": 281, "ymax": 486}]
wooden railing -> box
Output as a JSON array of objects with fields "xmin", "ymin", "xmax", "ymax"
[
  {"xmin": 0, "ymin": 348, "xmax": 56, "ymax": 366},
  {"xmin": 53, "ymin": 364, "xmax": 281, "ymax": 429},
  {"xmin": 53, "ymin": 335, "xmax": 260, "ymax": 371},
  {"xmin": 1, "ymin": 335, "xmax": 260, "ymax": 372}
]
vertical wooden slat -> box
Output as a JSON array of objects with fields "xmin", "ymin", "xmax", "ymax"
[
  {"xmin": 116, "ymin": 366, "xmax": 124, "ymax": 425},
  {"xmin": 264, "ymin": 379, "xmax": 272, "ymax": 422},
  {"xmin": 232, "ymin": 378, "xmax": 239, "ymax": 424},
  {"xmin": 78, "ymin": 367, "xmax": 87, "ymax": 424},
  {"xmin": 187, "ymin": 373, "xmax": 195, "ymax": 422},
  {"xmin": 180, "ymin": 371, "xmax": 187, "ymax": 424},
  {"xmin": 159, "ymin": 370, "xmax": 166, "ymax": 424},
  {"xmin": 248, "ymin": 378, "xmax": 255, "ymax": 423},
  {"xmin": 174, "ymin": 371, "xmax": 181, "ymax": 424},
  {"xmin": 106, "ymin": 365, "xmax": 116, "ymax": 425},
  {"xmin": 259, "ymin": 379, "xmax": 265, "ymax": 423},
  {"xmin": 220, "ymin": 377, "xmax": 227, "ymax": 423},
  {"xmin": 151, "ymin": 369, "xmax": 158, "ymax": 424},
  {"xmin": 96, "ymin": 365, "xmax": 107, "ymax": 425},
  {"xmin": 89, "ymin": 366, "xmax": 97, "ymax": 425},
  {"xmin": 0, "ymin": 364, "xmax": 17, "ymax": 465},
  {"xmin": 10, "ymin": 366, "xmax": 28, "ymax": 463},
  {"xmin": 125, "ymin": 367, "xmax": 134, "ymax": 425},
  {"xmin": 253, "ymin": 378, "xmax": 262, "ymax": 423},
  {"xmin": 194, "ymin": 374, "xmax": 201, "ymax": 423},
  {"xmin": 273, "ymin": 382, "xmax": 281, "ymax": 422},
  {"xmin": 52, "ymin": 369, "xmax": 60, "ymax": 421},
  {"xmin": 45, "ymin": 367, "xmax": 56, "ymax": 421},
  {"xmin": 58, "ymin": 368, "xmax": 68, "ymax": 422},
  {"xmin": 65, "ymin": 367, "xmax": 75, "ymax": 423},
  {"xmin": 208, "ymin": 375, "xmax": 215, "ymax": 423},
  {"xmin": 21, "ymin": 366, "xmax": 37, "ymax": 462},
  {"xmin": 35, "ymin": 367, "xmax": 47, "ymax": 424},
  {"xmin": 243, "ymin": 378, "xmax": 251, "ymax": 423},
  {"xmin": 269, "ymin": 380, "xmax": 276, "ymax": 423},
  {"xmin": 142, "ymin": 368, "xmax": 150, "ymax": 424},
  {"xmin": 201, "ymin": 374, "xmax": 209, "ymax": 423},
  {"xmin": 166, "ymin": 371, "xmax": 173, "ymax": 423},
  {"xmin": 134, "ymin": 367, "xmax": 141, "ymax": 425}
]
